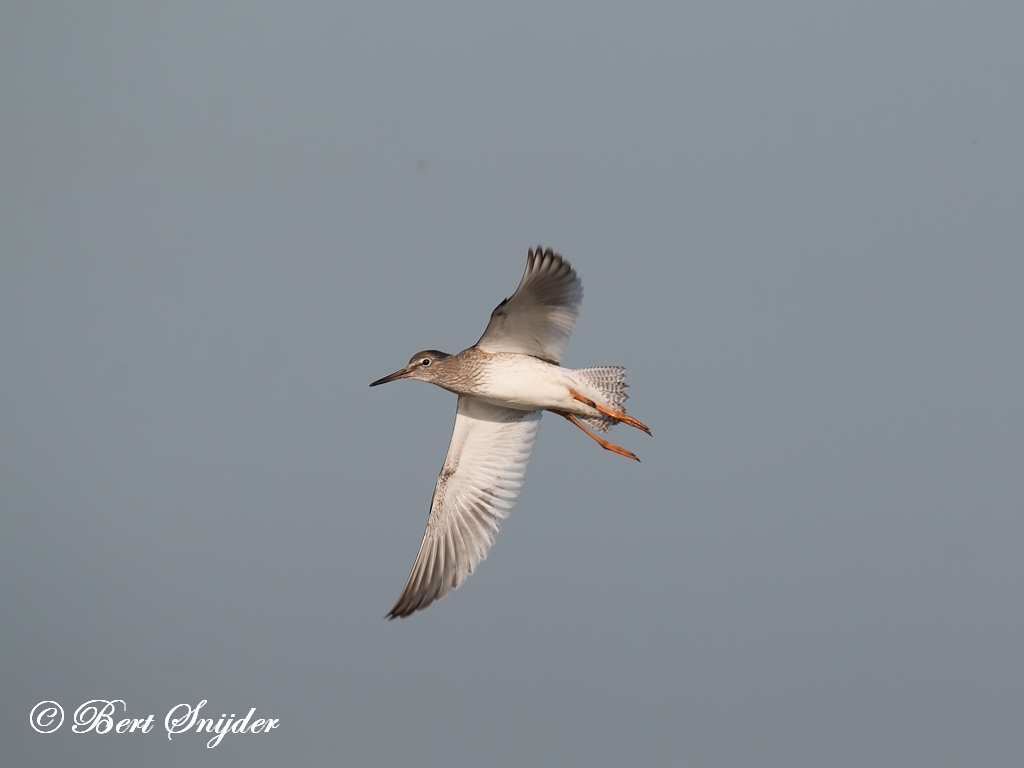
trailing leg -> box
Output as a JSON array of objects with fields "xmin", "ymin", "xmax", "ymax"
[
  {"xmin": 568, "ymin": 389, "xmax": 651, "ymax": 436},
  {"xmin": 554, "ymin": 410, "xmax": 640, "ymax": 461}
]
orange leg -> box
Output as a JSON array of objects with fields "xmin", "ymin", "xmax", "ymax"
[
  {"xmin": 555, "ymin": 411, "xmax": 640, "ymax": 462},
  {"xmin": 568, "ymin": 389, "xmax": 652, "ymax": 436}
]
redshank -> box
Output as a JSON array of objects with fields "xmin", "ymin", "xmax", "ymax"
[{"xmin": 370, "ymin": 247, "xmax": 650, "ymax": 617}]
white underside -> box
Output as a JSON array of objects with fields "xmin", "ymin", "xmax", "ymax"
[{"xmin": 471, "ymin": 354, "xmax": 611, "ymax": 417}]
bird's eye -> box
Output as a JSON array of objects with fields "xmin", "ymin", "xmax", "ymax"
[{"xmin": 422, "ymin": 358, "xmax": 430, "ymax": 366}]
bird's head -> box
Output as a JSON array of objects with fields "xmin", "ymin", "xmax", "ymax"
[{"xmin": 369, "ymin": 350, "xmax": 452, "ymax": 386}]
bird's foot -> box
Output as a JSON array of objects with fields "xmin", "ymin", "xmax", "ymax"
[
  {"xmin": 555, "ymin": 411, "xmax": 640, "ymax": 461},
  {"xmin": 568, "ymin": 389, "xmax": 652, "ymax": 435}
]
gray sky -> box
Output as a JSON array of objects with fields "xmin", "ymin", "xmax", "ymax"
[{"xmin": 3, "ymin": 2, "xmax": 1023, "ymax": 766}]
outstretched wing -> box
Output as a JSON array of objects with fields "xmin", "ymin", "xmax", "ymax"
[
  {"xmin": 475, "ymin": 247, "xmax": 583, "ymax": 364},
  {"xmin": 388, "ymin": 396, "xmax": 542, "ymax": 618}
]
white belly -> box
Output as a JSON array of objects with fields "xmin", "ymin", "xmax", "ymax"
[{"xmin": 473, "ymin": 355, "xmax": 579, "ymax": 412}]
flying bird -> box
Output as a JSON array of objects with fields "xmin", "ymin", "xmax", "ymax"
[{"xmin": 370, "ymin": 247, "xmax": 650, "ymax": 618}]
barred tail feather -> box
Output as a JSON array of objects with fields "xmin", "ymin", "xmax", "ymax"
[{"xmin": 572, "ymin": 366, "xmax": 628, "ymax": 433}]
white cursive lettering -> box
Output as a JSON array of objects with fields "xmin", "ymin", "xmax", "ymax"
[
  {"xmin": 164, "ymin": 699, "xmax": 206, "ymax": 740},
  {"xmin": 73, "ymin": 700, "xmax": 125, "ymax": 734}
]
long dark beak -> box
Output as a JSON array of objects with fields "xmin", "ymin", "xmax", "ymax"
[{"xmin": 369, "ymin": 365, "xmax": 413, "ymax": 387}]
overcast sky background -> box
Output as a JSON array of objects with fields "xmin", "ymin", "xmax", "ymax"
[{"xmin": 3, "ymin": 2, "xmax": 1023, "ymax": 766}]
